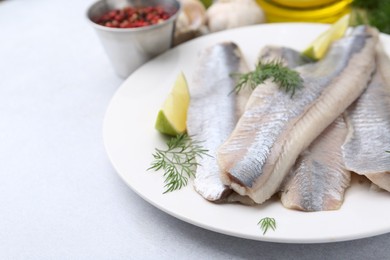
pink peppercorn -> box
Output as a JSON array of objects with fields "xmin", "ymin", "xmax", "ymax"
[{"xmin": 95, "ymin": 6, "xmax": 172, "ymax": 29}]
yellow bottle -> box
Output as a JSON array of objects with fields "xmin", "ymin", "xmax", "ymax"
[{"xmin": 257, "ymin": 0, "xmax": 353, "ymax": 23}]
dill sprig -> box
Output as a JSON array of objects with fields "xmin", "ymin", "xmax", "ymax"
[
  {"xmin": 352, "ymin": 0, "xmax": 390, "ymax": 34},
  {"xmin": 148, "ymin": 134, "xmax": 209, "ymax": 193},
  {"xmin": 258, "ymin": 217, "xmax": 277, "ymax": 235},
  {"xmin": 232, "ymin": 60, "xmax": 304, "ymax": 97}
]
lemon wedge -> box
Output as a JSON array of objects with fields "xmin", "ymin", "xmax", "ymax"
[
  {"xmin": 302, "ymin": 14, "xmax": 350, "ymax": 60},
  {"xmin": 155, "ymin": 72, "xmax": 190, "ymax": 136}
]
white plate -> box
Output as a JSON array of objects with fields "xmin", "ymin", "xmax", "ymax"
[{"xmin": 103, "ymin": 23, "xmax": 390, "ymax": 243}]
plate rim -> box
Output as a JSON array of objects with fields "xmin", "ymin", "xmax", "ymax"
[{"xmin": 103, "ymin": 23, "xmax": 390, "ymax": 243}]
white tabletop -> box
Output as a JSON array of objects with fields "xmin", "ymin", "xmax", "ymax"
[{"xmin": 1, "ymin": 0, "xmax": 390, "ymax": 258}]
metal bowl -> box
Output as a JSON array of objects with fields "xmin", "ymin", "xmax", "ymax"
[{"xmin": 87, "ymin": 0, "xmax": 181, "ymax": 78}]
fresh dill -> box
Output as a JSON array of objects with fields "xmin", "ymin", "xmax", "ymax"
[
  {"xmin": 148, "ymin": 134, "xmax": 209, "ymax": 193},
  {"xmin": 352, "ymin": 0, "xmax": 390, "ymax": 34},
  {"xmin": 258, "ymin": 217, "xmax": 277, "ymax": 235},
  {"xmin": 232, "ymin": 60, "xmax": 304, "ymax": 97}
]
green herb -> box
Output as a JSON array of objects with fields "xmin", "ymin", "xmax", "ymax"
[
  {"xmin": 258, "ymin": 217, "xmax": 277, "ymax": 235},
  {"xmin": 352, "ymin": 0, "xmax": 390, "ymax": 34},
  {"xmin": 352, "ymin": 0, "xmax": 379, "ymax": 10},
  {"xmin": 148, "ymin": 134, "xmax": 209, "ymax": 193},
  {"xmin": 232, "ymin": 60, "xmax": 304, "ymax": 97},
  {"xmin": 386, "ymin": 150, "xmax": 390, "ymax": 153}
]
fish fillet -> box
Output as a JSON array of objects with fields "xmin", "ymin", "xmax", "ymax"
[
  {"xmin": 218, "ymin": 26, "xmax": 378, "ymax": 204},
  {"xmin": 187, "ymin": 43, "xmax": 306, "ymax": 202},
  {"xmin": 258, "ymin": 46, "xmax": 311, "ymax": 67},
  {"xmin": 342, "ymin": 43, "xmax": 390, "ymax": 192},
  {"xmin": 236, "ymin": 46, "xmax": 309, "ymax": 117},
  {"xmin": 280, "ymin": 117, "xmax": 351, "ymax": 211},
  {"xmin": 186, "ymin": 42, "xmax": 248, "ymax": 202}
]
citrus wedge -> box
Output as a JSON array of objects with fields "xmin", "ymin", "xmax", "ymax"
[
  {"xmin": 302, "ymin": 13, "xmax": 350, "ymax": 60},
  {"xmin": 155, "ymin": 72, "xmax": 190, "ymax": 136}
]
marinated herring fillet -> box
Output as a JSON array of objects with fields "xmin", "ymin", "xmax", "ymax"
[
  {"xmin": 218, "ymin": 26, "xmax": 378, "ymax": 204},
  {"xmin": 280, "ymin": 116, "xmax": 351, "ymax": 211},
  {"xmin": 186, "ymin": 42, "xmax": 249, "ymax": 202},
  {"xmin": 187, "ymin": 43, "xmax": 306, "ymax": 202},
  {"xmin": 258, "ymin": 46, "xmax": 311, "ymax": 68},
  {"xmin": 236, "ymin": 45, "xmax": 310, "ymax": 117},
  {"xmin": 342, "ymin": 44, "xmax": 390, "ymax": 192}
]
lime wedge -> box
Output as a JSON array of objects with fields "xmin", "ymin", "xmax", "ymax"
[
  {"xmin": 155, "ymin": 72, "xmax": 190, "ymax": 136},
  {"xmin": 302, "ymin": 14, "xmax": 350, "ymax": 60}
]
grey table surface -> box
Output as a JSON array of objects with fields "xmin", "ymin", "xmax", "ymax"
[{"xmin": 1, "ymin": 0, "xmax": 389, "ymax": 259}]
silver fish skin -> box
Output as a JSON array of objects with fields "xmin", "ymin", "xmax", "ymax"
[
  {"xmin": 218, "ymin": 26, "xmax": 378, "ymax": 204},
  {"xmin": 342, "ymin": 43, "xmax": 390, "ymax": 192},
  {"xmin": 235, "ymin": 46, "xmax": 311, "ymax": 117},
  {"xmin": 258, "ymin": 46, "xmax": 311, "ymax": 67},
  {"xmin": 230, "ymin": 46, "xmax": 311, "ymax": 205},
  {"xmin": 187, "ymin": 42, "xmax": 248, "ymax": 202},
  {"xmin": 280, "ymin": 116, "xmax": 351, "ymax": 211},
  {"xmin": 188, "ymin": 44, "xmax": 305, "ymax": 203}
]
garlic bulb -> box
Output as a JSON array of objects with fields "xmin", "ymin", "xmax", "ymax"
[
  {"xmin": 207, "ymin": 0, "xmax": 265, "ymax": 33},
  {"xmin": 174, "ymin": 0, "xmax": 208, "ymax": 45}
]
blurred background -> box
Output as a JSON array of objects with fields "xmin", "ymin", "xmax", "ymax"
[{"xmin": 173, "ymin": 0, "xmax": 389, "ymax": 45}]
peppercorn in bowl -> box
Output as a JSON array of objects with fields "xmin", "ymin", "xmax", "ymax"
[{"xmin": 87, "ymin": 0, "xmax": 181, "ymax": 78}]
